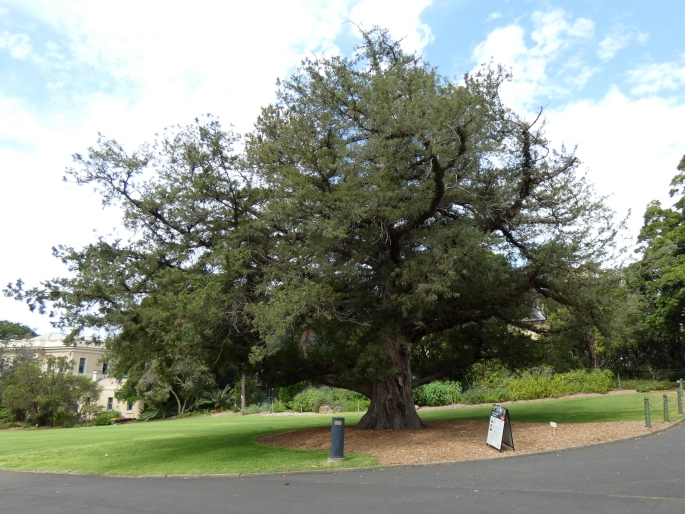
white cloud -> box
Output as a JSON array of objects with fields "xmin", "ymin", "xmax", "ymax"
[
  {"xmin": 487, "ymin": 12, "xmax": 502, "ymax": 22},
  {"xmin": 0, "ymin": 0, "xmax": 435, "ymax": 333},
  {"xmin": 472, "ymin": 8, "xmax": 595, "ymax": 112},
  {"xmin": 637, "ymin": 32, "xmax": 649, "ymax": 44},
  {"xmin": 544, "ymin": 89, "xmax": 685, "ymax": 242},
  {"xmin": 0, "ymin": 29, "xmax": 31, "ymax": 59},
  {"xmin": 349, "ymin": 0, "xmax": 433, "ymax": 53},
  {"xmin": 627, "ymin": 60, "xmax": 685, "ymax": 95},
  {"xmin": 597, "ymin": 30, "xmax": 632, "ymax": 61}
]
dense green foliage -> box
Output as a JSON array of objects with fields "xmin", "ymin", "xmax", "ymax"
[
  {"xmin": 5, "ymin": 30, "xmax": 621, "ymax": 429},
  {"xmin": 199, "ymin": 384, "xmax": 235, "ymax": 412},
  {"xmin": 278, "ymin": 381, "xmax": 309, "ymax": 408},
  {"xmin": 93, "ymin": 410, "xmax": 122, "ymax": 426},
  {"xmin": 413, "ymin": 369, "xmax": 614, "ymax": 406},
  {"xmin": 0, "ymin": 355, "xmax": 102, "ymax": 426},
  {"xmin": 460, "ymin": 369, "xmax": 615, "ymax": 404},
  {"xmin": 0, "ymin": 320, "xmax": 37, "ymax": 341},
  {"xmin": 291, "ymin": 386, "xmax": 370, "ymax": 413},
  {"xmin": 413, "ymin": 380, "xmax": 462, "ymax": 406},
  {"xmin": 626, "ymin": 155, "xmax": 685, "ymax": 370}
]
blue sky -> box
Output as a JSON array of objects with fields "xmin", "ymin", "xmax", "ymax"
[{"xmin": 1, "ymin": 0, "xmax": 684, "ymax": 333}]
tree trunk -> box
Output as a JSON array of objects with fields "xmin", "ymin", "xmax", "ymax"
[
  {"xmin": 585, "ymin": 328, "xmax": 598, "ymax": 369},
  {"xmin": 356, "ymin": 340, "xmax": 423, "ymax": 430},
  {"xmin": 241, "ymin": 373, "xmax": 246, "ymax": 410}
]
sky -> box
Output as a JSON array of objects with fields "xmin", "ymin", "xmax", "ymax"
[{"xmin": 1, "ymin": 0, "xmax": 684, "ymax": 334}]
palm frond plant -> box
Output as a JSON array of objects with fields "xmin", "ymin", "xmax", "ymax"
[{"xmin": 199, "ymin": 384, "xmax": 234, "ymax": 412}]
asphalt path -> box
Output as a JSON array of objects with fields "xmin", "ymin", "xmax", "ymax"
[{"xmin": 1, "ymin": 422, "xmax": 684, "ymax": 514}]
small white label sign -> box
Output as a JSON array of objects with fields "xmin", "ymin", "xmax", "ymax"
[{"xmin": 487, "ymin": 416, "xmax": 505, "ymax": 450}]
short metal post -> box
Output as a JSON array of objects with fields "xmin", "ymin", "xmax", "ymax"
[
  {"xmin": 329, "ymin": 417, "xmax": 345, "ymax": 462},
  {"xmin": 678, "ymin": 386, "xmax": 683, "ymax": 415},
  {"xmin": 679, "ymin": 379, "xmax": 684, "ymax": 402},
  {"xmin": 664, "ymin": 394, "xmax": 669, "ymax": 422},
  {"xmin": 644, "ymin": 397, "xmax": 651, "ymax": 428}
]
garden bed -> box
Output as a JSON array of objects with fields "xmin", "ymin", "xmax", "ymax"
[{"xmin": 259, "ymin": 418, "xmax": 678, "ymax": 465}]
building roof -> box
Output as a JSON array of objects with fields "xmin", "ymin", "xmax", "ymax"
[{"xmin": 9, "ymin": 333, "xmax": 98, "ymax": 349}]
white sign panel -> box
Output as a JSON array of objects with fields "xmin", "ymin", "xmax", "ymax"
[
  {"xmin": 486, "ymin": 404, "xmax": 514, "ymax": 452},
  {"xmin": 487, "ymin": 415, "xmax": 505, "ymax": 450}
]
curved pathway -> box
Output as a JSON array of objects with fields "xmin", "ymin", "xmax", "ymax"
[{"xmin": 1, "ymin": 422, "xmax": 684, "ymax": 514}]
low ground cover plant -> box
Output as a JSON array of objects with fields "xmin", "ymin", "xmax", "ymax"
[{"xmin": 620, "ymin": 379, "xmax": 677, "ymax": 393}]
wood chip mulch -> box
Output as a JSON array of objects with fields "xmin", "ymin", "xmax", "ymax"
[{"xmin": 259, "ymin": 419, "xmax": 676, "ymax": 465}]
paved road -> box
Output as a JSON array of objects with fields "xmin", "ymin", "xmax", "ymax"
[{"xmin": 1, "ymin": 423, "xmax": 684, "ymax": 514}]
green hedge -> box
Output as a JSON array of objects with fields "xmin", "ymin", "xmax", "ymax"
[
  {"xmin": 93, "ymin": 411, "xmax": 122, "ymax": 426},
  {"xmin": 278, "ymin": 381, "xmax": 309, "ymax": 408},
  {"xmin": 413, "ymin": 381, "xmax": 462, "ymax": 406},
  {"xmin": 292, "ymin": 386, "xmax": 370, "ymax": 413},
  {"xmin": 456, "ymin": 369, "xmax": 615, "ymax": 404}
]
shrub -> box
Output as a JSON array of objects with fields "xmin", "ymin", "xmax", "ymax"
[
  {"xmin": 52, "ymin": 410, "xmax": 76, "ymax": 427},
  {"xmin": 458, "ymin": 369, "xmax": 616, "ymax": 404},
  {"xmin": 666, "ymin": 370, "xmax": 685, "ymax": 382},
  {"xmin": 278, "ymin": 381, "xmax": 309, "ymax": 408},
  {"xmin": 241, "ymin": 404, "xmax": 260, "ymax": 415},
  {"xmin": 0, "ymin": 408, "xmax": 16, "ymax": 423},
  {"xmin": 271, "ymin": 400, "xmax": 286, "ymax": 413},
  {"xmin": 292, "ymin": 386, "xmax": 370, "ymax": 412},
  {"xmin": 94, "ymin": 411, "xmax": 122, "ymax": 426},
  {"xmin": 413, "ymin": 381, "xmax": 462, "ymax": 406}
]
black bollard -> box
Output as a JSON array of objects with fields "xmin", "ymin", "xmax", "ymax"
[{"xmin": 329, "ymin": 417, "xmax": 345, "ymax": 462}]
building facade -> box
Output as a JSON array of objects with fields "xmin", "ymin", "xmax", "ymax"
[{"xmin": 2, "ymin": 333, "xmax": 142, "ymax": 418}]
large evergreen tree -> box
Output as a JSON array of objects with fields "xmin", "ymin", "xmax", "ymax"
[{"xmin": 6, "ymin": 30, "xmax": 618, "ymax": 429}]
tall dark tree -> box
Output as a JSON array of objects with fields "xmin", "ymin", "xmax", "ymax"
[
  {"xmin": 6, "ymin": 30, "xmax": 618, "ymax": 430},
  {"xmin": 246, "ymin": 30, "xmax": 618, "ymax": 429}
]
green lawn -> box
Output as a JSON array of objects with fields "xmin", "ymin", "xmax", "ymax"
[
  {"xmin": 421, "ymin": 390, "xmax": 684, "ymax": 424},
  {"xmin": 0, "ymin": 413, "xmax": 374, "ymax": 475},
  {"xmin": 0, "ymin": 390, "xmax": 681, "ymax": 476}
]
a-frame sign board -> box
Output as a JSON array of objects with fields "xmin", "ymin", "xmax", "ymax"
[{"xmin": 486, "ymin": 404, "xmax": 515, "ymax": 452}]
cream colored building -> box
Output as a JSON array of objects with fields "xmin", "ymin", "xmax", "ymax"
[{"xmin": 2, "ymin": 333, "xmax": 142, "ymax": 418}]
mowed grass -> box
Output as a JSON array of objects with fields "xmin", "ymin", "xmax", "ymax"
[
  {"xmin": 420, "ymin": 390, "xmax": 685, "ymax": 424},
  {"xmin": 0, "ymin": 413, "xmax": 374, "ymax": 475},
  {"xmin": 0, "ymin": 390, "xmax": 681, "ymax": 476}
]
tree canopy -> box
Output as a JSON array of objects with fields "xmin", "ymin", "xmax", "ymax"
[
  {"xmin": 6, "ymin": 30, "xmax": 619, "ymax": 429},
  {"xmin": 627, "ymin": 154, "xmax": 685, "ymax": 370},
  {"xmin": 0, "ymin": 320, "xmax": 37, "ymax": 341}
]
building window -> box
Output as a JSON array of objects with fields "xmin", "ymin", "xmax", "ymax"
[
  {"xmin": 102, "ymin": 362, "xmax": 108, "ymax": 376},
  {"xmin": 127, "ymin": 402, "xmax": 133, "ymax": 413},
  {"xmin": 107, "ymin": 397, "xmax": 113, "ymax": 411},
  {"xmin": 85, "ymin": 397, "xmax": 91, "ymax": 405},
  {"xmin": 78, "ymin": 358, "xmax": 86, "ymax": 374}
]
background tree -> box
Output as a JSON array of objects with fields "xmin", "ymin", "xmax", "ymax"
[
  {"xmin": 1, "ymin": 355, "xmax": 101, "ymax": 425},
  {"xmin": 6, "ymin": 117, "xmax": 265, "ymax": 415},
  {"xmin": 6, "ymin": 30, "xmax": 620, "ymax": 430},
  {"xmin": 0, "ymin": 320, "xmax": 37, "ymax": 341},
  {"xmin": 627, "ymin": 154, "xmax": 685, "ymax": 370}
]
